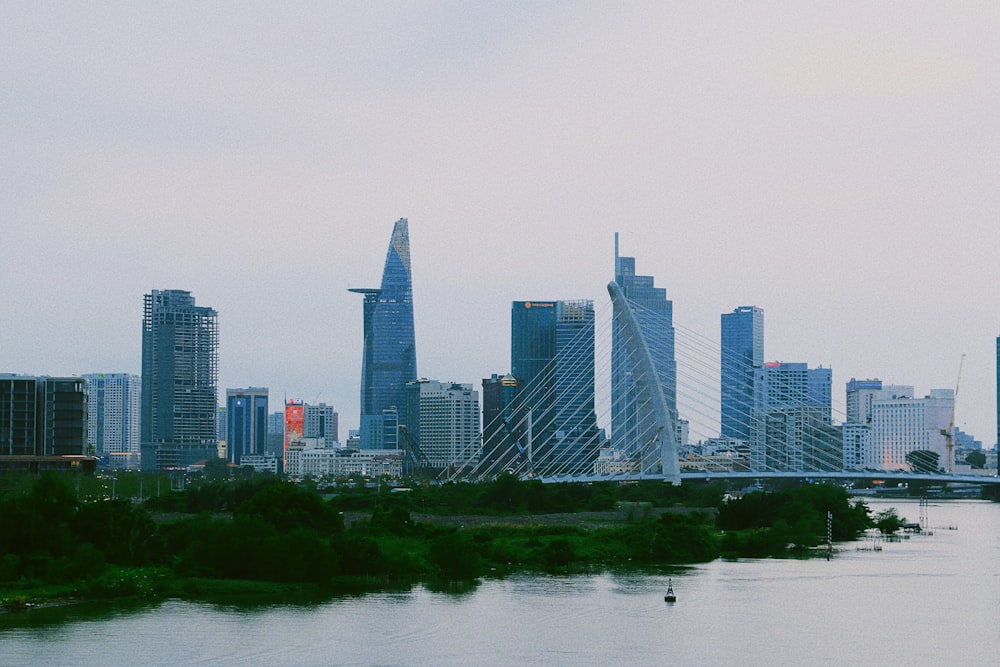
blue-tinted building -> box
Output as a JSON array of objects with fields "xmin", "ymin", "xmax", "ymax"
[
  {"xmin": 611, "ymin": 234, "xmax": 677, "ymax": 458},
  {"xmin": 350, "ymin": 219, "xmax": 417, "ymax": 449},
  {"xmin": 511, "ymin": 300, "xmax": 601, "ymax": 474},
  {"xmin": 226, "ymin": 387, "xmax": 268, "ymax": 465},
  {"xmin": 720, "ymin": 306, "xmax": 764, "ymax": 442}
]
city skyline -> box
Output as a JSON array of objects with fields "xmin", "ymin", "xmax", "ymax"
[{"xmin": 3, "ymin": 5, "xmax": 999, "ymax": 446}]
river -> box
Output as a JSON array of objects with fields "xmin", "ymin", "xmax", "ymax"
[{"xmin": 2, "ymin": 498, "xmax": 998, "ymax": 666}]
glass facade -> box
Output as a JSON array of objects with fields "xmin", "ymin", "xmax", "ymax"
[
  {"xmin": 352, "ymin": 219, "xmax": 417, "ymax": 447},
  {"xmin": 611, "ymin": 234, "xmax": 677, "ymax": 458},
  {"xmin": 720, "ymin": 306, "xmax": 764, "ymax": 442},
  {"xmin": 226, "ymin": 387, "xmax": 268, "ymax": 465},
  {"xmin": 511, "ymin": 300, "xmax": 600, "ymax": 474}
]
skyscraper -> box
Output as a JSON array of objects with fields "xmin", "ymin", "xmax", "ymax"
[
  {"xmin": 611, "ymin": 234, "xmax": 677, "ymax": 460},
  {"xmin": 83, "ymin": 373, "xmax": 141, "ymax": 469},
  {"xmin": 225, "ymin": 387, "xmax": 268, "ymax": 465},
  {"xmin": 351, "ymin": 218, "xmax": 417, "ymax": 449},
  {"xmin": 141, "ymin": 289, "xmax": 219, "ymax": 470},
  {"xmin": 720, "ymin": 306, "xmax": 763, "ymax": 443},
  {"xmin": 511, "ymin": 300, "xmax": 601, "ymax": 474},
  {"xmin": 404, "ymin": 379, "xmax": 481, "ymax": 469}
]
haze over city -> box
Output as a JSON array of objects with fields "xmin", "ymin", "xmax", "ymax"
[{"xmin": 3, "ymin": 4, "xmax": 999, "ymax": 445}]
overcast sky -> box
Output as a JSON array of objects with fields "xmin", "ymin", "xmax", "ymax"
[{"xmin": 3, "ymin": 3, "xmax": 998, "ymax": 445}]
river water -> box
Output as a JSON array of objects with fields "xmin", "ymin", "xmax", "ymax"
[{"xmin": 2, "ymin": 499, "xmax": 998, "ymax": 666}]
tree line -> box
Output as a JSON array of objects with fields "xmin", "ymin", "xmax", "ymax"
[{"xmin": 1, "ymin": 472, "xmax": 878, "ymax": 604}]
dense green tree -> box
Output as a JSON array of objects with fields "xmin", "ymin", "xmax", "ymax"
[
  {"xmin": 964, "ymin": 450, "xmax": 986, "ymax": 469},
  {"xmin": 72, "ymin": 499, "xmax": 157, "ymax": 566},
  {"xmin": 874, "ymin": 508, "xmax": 905, "ymax": 535}
]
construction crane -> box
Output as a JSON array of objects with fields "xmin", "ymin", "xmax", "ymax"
[{"xmin": 942, "ymin": 354, "xmax": 965, "ymax": 473}]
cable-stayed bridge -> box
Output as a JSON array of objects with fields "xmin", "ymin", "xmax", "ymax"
[{"xmin": 433, "ymin": 284, "xmax": 1000, "ymax": 488}]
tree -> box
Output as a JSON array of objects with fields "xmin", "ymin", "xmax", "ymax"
[
  {"xmin": 964, "ymin": 450, "xmax": 986, "ymax": 469},
  {"xmin": 906, "ymin": 450, "xmax": 940, "ymax": 473},
  {"xmin": 874, "ymin": 508, "xmax": 905, "ymax": 535}
]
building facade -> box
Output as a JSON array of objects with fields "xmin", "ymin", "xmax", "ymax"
[
  {"xmin": 83, "ymin": 373, "xmax": 141, "ymax": 469},
  {"xmin": 140, "ymin": 289, "xmax": 219, "ymax": 470},
  {"xmin": 721, "ymin": 306, "xmax": 763, "ymax": 443},
  {"xmin": 304, "ymin": 402, "xmax": 339, "ymax": 444},
  {"xmin": 350, "ymin": 218, "xmax": 417, "ymax": 449},
  {"xmin": 404, "ymin": 379, "xmax": 481, "ymax": 470},
  {"xmin": 511, "ymin": 300, "xmax": 602, "ymax": 475},
  {"xmin": 481, "ymin": 373, "xmax": 529, "ymax": 476},
  {"xmin": 751, "ymin": 362, "xmax": 840, "ymax": 472},
  {"xmin": 611, "ymin": 234, "xmax": 677, "ymax": 464},
  {"xmin": 225, "ymin": 387, "xmax": 268, "ymax": 465},
  {"xmin": 0, "ymin": 374, "xmax": 90, "ymax": 472},
  {"xmin": 869, "ymin": 389, "xmax": 953, "ymax": 471}
]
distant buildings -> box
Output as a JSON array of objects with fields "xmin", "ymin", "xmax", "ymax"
[
  {"xmin": 140, "ymin": 289, "xmax": 219, "ymax": 470},
  {"xmin": 511, "ymin": 300, "xmax": 602, "ymax": 475},
  {"xmin": 751, "ymin": 362, "xmax": 839, "ymax": 472},
  {"xmin": 0, "ymin": 374, "xmax": 91, "ymax": 473},
  {"xmin": 304, "ymin": 403, "xmax": 339, "ymax": 444},
  {"xmin": 83, "ymin": 373, "xmax": 141, "ymax": 469},
  {"xmin": 351, "ymin": 218, "xmax": 417, "ymax": 450},
  {"xmin": 720, "ymin": 306, "xmax": 763, "ymax": 443},
  {"xmin": 225, "ymin": 388, "xmax": 268, "ymax": 465},
  {"xmin": 611, "ymin": 234, "xmax": 676, "ymax": 465},
  {"xmin": 481, "ymin": 373, "xmax": 529, "ymax": 475},
  {"xmin": 869, "ymin": 389, "xmax": 953, "ymax": 471},
  {"xmin": 404, "ymin": 379, "xmax": 480, "ymax": 469}
]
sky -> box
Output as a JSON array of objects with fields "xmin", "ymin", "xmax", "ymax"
[{"xmin": 2, "ymin": 3, "xmax": 999, "ymax": 445}]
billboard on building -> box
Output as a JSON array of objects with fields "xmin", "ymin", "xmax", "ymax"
[{"xmin": 284, "ymin": 399, "xmax": 304, "ymax": 450}]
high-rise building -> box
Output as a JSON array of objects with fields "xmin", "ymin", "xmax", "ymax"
[
  {"xmin": 481, "ymin": 373, "xmax": 529, "ymax": 475},
  {"xmin": 720, "ymin": 306, "xmax": 763, "ymax": 442},
  {"xmin": 304, "ymin": 402, "xmax": 339, "ymax": 444},
  {"xmin": 611, "ymin": 234, "xmax": 677, "ymax": 461},
  {"xmin": 140, "ymin": 289, "xmax": 219, "ymax": 470},
  {"xmin": 350, "ymin": 219, "xmax": 417, "ymax": 449},
  {"xmin": 0, "ymin": 374, "xmax": 90, "ymax": 472},
  {"xmin": 266, "ymin": 410, "xmax": 285, "ymax": 457},
  {"xmin": 751, "ymin": 362, "xmax": 839, "ymax": 472},
  {"xmin": 511, "ymin": 300, "xmax": 602, "ymax": 475},
  {"xmin": 284, "ymin": 399, "xmax": 304, "ymax": 450},
  {"xmin": 226, "ymin": 388, "xmax": 268, "ymax": 465},
  {"xmin": 404, "ymin": 379, "xmax": 480, "ymax": 469},
  {"xmin": 83, "ymin": 373, "xmax": 141, "ymax": 469}
]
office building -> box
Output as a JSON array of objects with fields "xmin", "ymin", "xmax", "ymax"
[
  {"xmin": 869, "ymin": 389, "xmax": 953, "ymax": 471},
  {"xmin": 83, "ymin": 373, "xmax": 141, "ymax": 469},
  {"xmin": 720, "ymin": 306, "xmax": 763, "ymax": 443},
  {"xmin": 304, "ymin": 402, "xmax": 339, "ymax": 444},
  {"xmin": 225, "ymin": 388, "xmax": 268, "ymax": 465},
  {"xmin": 611, "ymin": 234, "xmax": 677, "ymax": 461},
  {"xmin": 481, "ymin": 373, "xmax": 529, "ymax": 475},
  {"xmin": 140, "ymin": 289, "xmax": 219, "ymax": 470},
  {"xmin": 511, "ymin": 300, "xmax": 602, "ymax": 474},
  {"xmin": 404, "ymin": 379, "xmax": 480, "ymax": 469},
  {"xmin": 350, "ymin": 219, "xmax": 417, "ymax": 449},
  {"xmin": 751, "ymin": 362, "xmax": 840, "ymax": 472},
  {"xmin": 0, "ymin": 374, "xmax": 91, "ymax": 472}
]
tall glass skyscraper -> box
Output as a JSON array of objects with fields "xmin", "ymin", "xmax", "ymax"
[
  {"xmin": 720, "ymin": 306, "xmax": 764, "ymax": 442},
  {"xmin": 611, "ymin": 234, "xmax": 677, "ymax": 458},
  {"xmin": 351, "ymin": 219, "xmax": 417, "ymax": 449},
  {"xmin": 141, "ymin": 289, "xmax": 219, "ymax": 470},
  {"xmin": 511, "ymin": 300, "xmax": 601, "ymax": 474}
]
